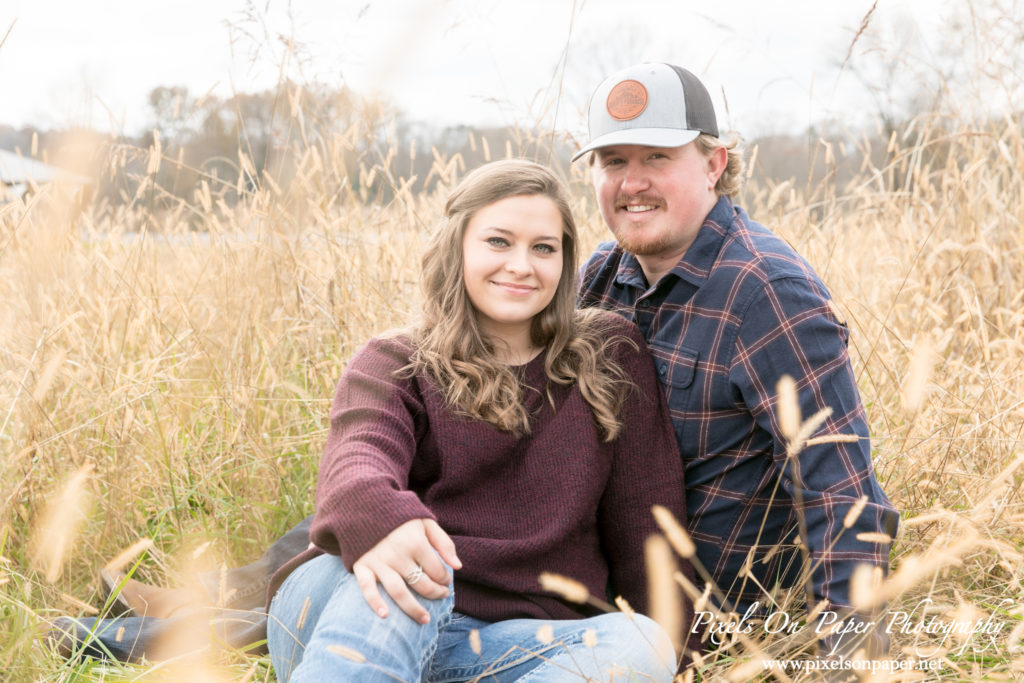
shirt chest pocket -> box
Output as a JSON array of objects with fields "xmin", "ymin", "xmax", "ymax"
[{"xmin": 649, "ymin": 344, "xmax": 699, "ymax": 409}]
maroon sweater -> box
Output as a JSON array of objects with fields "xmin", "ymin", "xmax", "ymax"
[{"xmin": 268, "ymin": 314, "xmax": 688, "ymax": 622}]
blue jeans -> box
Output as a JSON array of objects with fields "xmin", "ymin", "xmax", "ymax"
[{"xmin": 267, "ymin": 554, "xmax": 676, "ymax": 682}]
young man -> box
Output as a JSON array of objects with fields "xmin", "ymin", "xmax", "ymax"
[
  {"xmin": 574, "ymin": 64, "xmax": 898, "ymax": 657},
  {"xmin": 54, "ymin": 63, "xmax": 897, "ymax": 664}
]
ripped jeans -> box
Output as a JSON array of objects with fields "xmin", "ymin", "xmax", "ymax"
[{"xmin": 267, "ymin": 553, "xmax": 676, "ymax": 682}]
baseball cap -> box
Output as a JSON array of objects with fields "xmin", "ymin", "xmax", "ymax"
[{"xmin": 571, "ymin": 63, "xmax": 719, "ymax": 162}]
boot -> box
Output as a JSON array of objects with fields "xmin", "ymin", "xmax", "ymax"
[{"xmin": 100, "ymin": 568, "xmax": 200, "ymax": 619}]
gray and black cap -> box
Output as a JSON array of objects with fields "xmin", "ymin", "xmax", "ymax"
[{"xmin": 572, "ymin": 63, "xmax": 719, "ymax": 162}]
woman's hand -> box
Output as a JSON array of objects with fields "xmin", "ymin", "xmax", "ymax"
[{"xmin": 351, "ymin": 518, "xmax": 462, "ymax": 624}]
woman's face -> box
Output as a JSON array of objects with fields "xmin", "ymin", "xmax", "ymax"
[{"xmin": 461, "ymin": 194, "xmax": 564, "ymax": 343}]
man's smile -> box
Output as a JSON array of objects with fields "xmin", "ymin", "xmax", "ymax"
[{"xmin": 616, "ymin": 195, "xmax": 664, "ymax": 215}]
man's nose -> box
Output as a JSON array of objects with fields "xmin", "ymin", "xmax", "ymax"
[{"xmin": 621, "ymin": 163, "xmax": 651, "ymax": 194}]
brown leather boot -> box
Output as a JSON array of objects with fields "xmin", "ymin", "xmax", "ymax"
[{"xmin": 100, "ymin": 568, "xmax": 201, "ymax": 619}]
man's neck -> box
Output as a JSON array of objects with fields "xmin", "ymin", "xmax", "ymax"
[
  {"xmin": 635, "ymin": 241, "xmax": 693, "ymax": 288},
  {"xmin": 635, "ymin": 195, "xmax": 721, "ymax": 287}
]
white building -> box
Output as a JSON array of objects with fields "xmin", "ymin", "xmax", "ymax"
[{"xmin": 0, "ymin": 148, "xmax": 90, "ymax": 201}]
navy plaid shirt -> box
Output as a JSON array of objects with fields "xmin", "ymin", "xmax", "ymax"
[{"xmin": 579, "ymin": 196, "xmax": 898, "ymax": 613}]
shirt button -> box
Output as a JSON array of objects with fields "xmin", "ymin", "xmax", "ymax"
[
  {"xmin": 638, "ymin": 300, "xmax": 650, "ymax": 308},
  {"xmin": 659, "ymin": 365, "xmax": 667, "ymax": 376}
]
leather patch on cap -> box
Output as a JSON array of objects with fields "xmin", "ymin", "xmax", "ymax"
[{"xmin": 606, "ymin": 80, "xmax": 648, "ymax": 121}]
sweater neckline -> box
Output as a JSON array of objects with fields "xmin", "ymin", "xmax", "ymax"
[{"xmin": 510, "ymin": 346, "xmax": 547, "ymax": 376}]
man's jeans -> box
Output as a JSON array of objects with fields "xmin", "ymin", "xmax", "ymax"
[
  {"xmin": 51, "ymin": 516, "xmax": 314, "ymax": 662},
  {"xmin": 267, "ymin": 554, "xmax": 676, "ymax": 682}
]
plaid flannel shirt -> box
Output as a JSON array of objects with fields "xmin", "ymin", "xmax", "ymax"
[{"xmin": 579, "ymin": 196, "xmax": 899, "ymax": 614}]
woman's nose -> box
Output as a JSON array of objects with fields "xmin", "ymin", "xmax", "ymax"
[{"xmin": 504, "ymin": 248, "xmax": 531, "ymax": 275}]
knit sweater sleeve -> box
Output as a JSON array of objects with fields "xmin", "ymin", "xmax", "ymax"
[
  {"xmin": 309, "ymin": 336, "xmax": 436, "ymax": 569},
  {"xmin": 596, "ymin": 316, "xmax": 690, "ymax": 616}
]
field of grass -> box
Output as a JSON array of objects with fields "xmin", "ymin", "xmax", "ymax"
[{"xmin": 1, "ymin": 101, "xmax": 1023, "ymax": 681}]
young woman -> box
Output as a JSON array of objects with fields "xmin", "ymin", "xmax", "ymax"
[{"xmin": 264, "ymin": 159, "xmax": 689, "ymax": 682}]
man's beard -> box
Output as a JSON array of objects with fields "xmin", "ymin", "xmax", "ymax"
[
  {"xmin": 607, "ymin": 195, "xmax": 677, "ymax": 256},
  {"xmin": 610, "ymin": 226, "xmax": 675, "ymax": 256}
]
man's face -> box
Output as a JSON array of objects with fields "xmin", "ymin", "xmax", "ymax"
[{"xmin": 591, "ymin": 143, "xmax": 720, "ymax": 259}]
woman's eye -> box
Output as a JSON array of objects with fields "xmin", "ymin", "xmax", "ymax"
[
  {"xmin": 534, "ymin": 243, "xmax": 556, "ymax": 254},
  {"xmin": 486, "ymin": 237, "xmax": 509, "ymax": 247}
]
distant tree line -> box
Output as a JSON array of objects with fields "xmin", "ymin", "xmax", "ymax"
[
  {"xmin": 1, "ymin": 83, "xmax": 584, "ymax": 213},
  {"xmin": 3, "ymin": 78, "xmax": 1018, "ymax": 224}
]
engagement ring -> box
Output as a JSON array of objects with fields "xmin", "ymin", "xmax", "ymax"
[{"xmin": 404, "ymin": 565, "xmax": 424, "ymax": 585}]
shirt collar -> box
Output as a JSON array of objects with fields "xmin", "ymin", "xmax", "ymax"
[{"xmin": 613, "ymin": 195, "xmax": 737, "ymax": 291}]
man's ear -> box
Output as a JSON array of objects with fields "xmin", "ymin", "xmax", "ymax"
[{"xmin": 707, "ymin": 145, "xmax": 728, "ymax": 188}]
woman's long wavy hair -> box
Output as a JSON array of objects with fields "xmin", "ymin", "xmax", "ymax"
[{"xmin": 407, "ymin": 159, "xmax": 632, "ymax": 440}]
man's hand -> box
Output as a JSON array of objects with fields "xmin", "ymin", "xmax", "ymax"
[{"xmin": 351, "ymin": 519, "xmax": 462, "ymax": 624}]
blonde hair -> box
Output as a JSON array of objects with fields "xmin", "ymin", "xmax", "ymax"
[
  {"xmin": 409, "ymin": 159, "xmax": 632, "ymax": 440},
  {"xmin": 695, "ymin": 133, "xmax": 745, "ymax": 196}
]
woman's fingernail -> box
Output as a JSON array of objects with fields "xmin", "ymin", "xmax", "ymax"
[{"xmin": 378, "ymin": 607, "xmax": 387, "ymax": 618}]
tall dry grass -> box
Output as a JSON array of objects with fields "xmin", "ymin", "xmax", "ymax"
[{"xmin": 1, "ymin": 93, "xmax": 1023, "ymax": 681}]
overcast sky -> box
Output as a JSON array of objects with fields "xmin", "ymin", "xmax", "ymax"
[{"xmin": 0, "ymin": 0, "xmax": 1012, "ymax": 140}]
